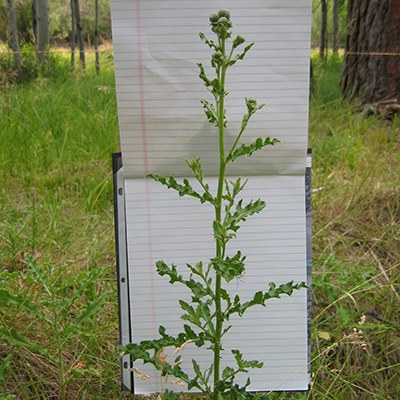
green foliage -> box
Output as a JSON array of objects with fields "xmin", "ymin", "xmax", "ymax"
[
  {"xmin": 0, "ymin": 0, "xmax": 112, "ymax": 45},
  {"xmin": 123, "ymin": 10, "xmax": 305, "ymax": 399},
  {"xmin": 311, "ymin": 0, "xmax": 348, "ymax": 49}
]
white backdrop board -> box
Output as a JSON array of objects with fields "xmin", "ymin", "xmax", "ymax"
[{"xmin": 111, "ymin": 0, "xmax": 312, "ymax": 394}]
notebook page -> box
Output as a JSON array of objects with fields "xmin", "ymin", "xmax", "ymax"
[
  {"xmin": 111, "ymin": 0, "xmax": 312, "ymax": 178},
  {"xmin": 124, "ymin": 175, "xmax": 308, "ymax": 393}
]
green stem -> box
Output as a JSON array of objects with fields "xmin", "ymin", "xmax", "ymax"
[{"xmin": 213, "ymin": 36, "xmax": 227, "ymax": 400}]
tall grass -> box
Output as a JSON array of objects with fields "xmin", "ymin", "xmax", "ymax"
[{"xmin": 0, "ymin": 53, "xmax": 399, "ymax": 399}]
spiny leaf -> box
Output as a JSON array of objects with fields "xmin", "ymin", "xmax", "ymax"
[
  {"xmin": 185, "ymin": 159, "xmax": 215, "ymax": 204},
  {"xmin": 197, "ymin": 62, "xmax": 211, "ymax": 87},
  {"xmin": 147, "ymin": 173, "xmax": 213, "ymax": 204},
  {"xmin": 212, "ymin": 251, "xmax": 246, "ymax": 282},
  {"xmin": 213, "ymin": 219, "xmax": 236, "ymax": 245},
  {"xmin": 201, "ymin": 99, "xmax": 218, "ymax": 125},
  {"xmin": 228, "ymin": 42, "xmax": 255, "ymax": 66},
  {"xmin": 199, "ymin": 32, "xmax": 218, "ymax": 49},
  {"xmin": 185, "ymin": 277, "xmax": 210, "ymax": 301},
  {"xmin": 222, "ymin": 366, "xmax": 235, "ymax": 380},
  {"xmin": 156, "ymin": 261, "xmax": 183, "ymax": 284},
  {"xmin": 224, "ymin": 199, "xmax": 266, "ymax": 233},
  {"xmin": 228, "ymin": 281, "xmax": 307, "ymax": 317},
  {"xmin": 232, "ymin": 349, "xmax": 263, "ymax": 370},
  {"xmin": 227, "ymin": 137, "xmax": 280, "ymax": 163},
  {"xmin": 186, "ymin": 158, "xmax": 204, "ymax": 181}
]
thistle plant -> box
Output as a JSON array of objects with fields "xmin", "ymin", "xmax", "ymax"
[{"xmin": 123, "ymin": 10, "xmax": 306, "ymax": 400}]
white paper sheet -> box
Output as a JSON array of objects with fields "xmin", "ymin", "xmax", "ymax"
[
  {"xmin": 111, "ymin": 0, "xmax": 312, "ymax": 393},
  {"xmin": 111, "ymin": 0, "xmax": 312, "ymax": 178},
  {"xmin": 125, "ymin": 176, "xmax": 308, "ymax": 392}
]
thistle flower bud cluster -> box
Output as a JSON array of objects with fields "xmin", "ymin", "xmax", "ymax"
[
  {"xmin": 210, "ymin": 9, "xmax": 233, "ymax": 37},
  {"xmin": 211, "ymin": 51, "xmax": 226, "ymax": 68}
]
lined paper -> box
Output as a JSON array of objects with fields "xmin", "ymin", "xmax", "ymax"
[
  {"xmin": 111, "ymin": 0, "xmax": 312, "ymax": 178},
  {"xmin": 111, "ymin": 0, "xmax": 312, "ymax": 393},
  {"xmin": 125, "ymin": 176, "xmax": 308, "ymax": 392}
]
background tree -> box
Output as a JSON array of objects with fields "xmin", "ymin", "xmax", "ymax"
[
  {"xmin": 70, "ymin": 0, "xmax": 76, "ymax": 70},
  {"xmin": 319, "ymin": 0, "xmax": 328, "ymax": 58},
  {"xmin": 332, "ymin": 0, "xmax": 339, "ymax": 54},
  {"xmin": 94, "ymin": 0, "xmax": 99, "ymax": 74},
  {"xmin": 341, "ymin": 0, "xmax": 400, "ymax": 108},
  {"xmin": 73, "ymin": 0, "xmax": 85, "ymax": 69},
  {"xmin": 7, "ymin": 0, "xmax": 22, "ymax": 71},
  {"xmin": 34, "ymin": 0, "xmax": 49, "ymax": 66}
]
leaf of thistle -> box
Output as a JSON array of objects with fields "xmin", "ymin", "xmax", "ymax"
[
  {"xmin": 156, "ymin": 261, "xmax": 183, "ymax": 284},
  {"xmin": 222, "ymin": 178, "xmax": 248, "ymax": 206},
  {"xmin": 186, "ymin": 158, "xmax": 204, "ymax": 181},
  {"xmin": 210, "ymin": 78, "xmax": 227, "ymax": 97},
  {"xmin": 179, "ymin": 300, "xmax": 198, "ymax": 324},
  {"xmin": 186, "ymin": 159, "xmax": 215, "ymax": 204},
  {"xmin": 147, "ymin": 173, "xmax": 212, "ymax": 204},
  {"xmin": 199, "ymin": 32, "xmax": 218, "ymax": 49},
  {"xmin": 232, "ymin": 349, "xmax": 264, "ymax": 371},
  {"xmin": 227, "ymin": 137, "xmax": 280, "ymax": 163},
  {"xmin": 184, "ymin": 276, "xmax": 210, "ymax": 302},
  {"xmin": 228, "ymin": 281, "xmax": 307, "ymax": 317},
  {"xmin": 228, "ymin": 42, "xmax": 255, "ymax": 66},
  {"xmin": 224, "ymin": 199, "xmax": 266, "ymax": 233},
  {"xmin": 222, "ymin": 366, "xmax": 235, "ymax": 380},
  {"xmin": 212, "ymin": 251, "xmax": 246, "ymax": 282},
  {"xmin": 213, "ymin": 219, "xmax": 236, "ymax": 245},
  {"xmin": 197, "ymin": 62, "xmax": 212, "ymax": 88},
  {"xmin": 200, "ymin": 99, "xmax": 218, "ymax": 126}
]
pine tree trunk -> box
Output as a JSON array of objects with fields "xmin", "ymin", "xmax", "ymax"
[
  {"xmin": 70, "ymin": 0, "xmax": 76, "ymax": 70},
  {"xmin": 32, "ymin": 0, "xmax": 37, "ymax": 44},
  {"xmin": 94, "ymin": 0, "xmax": 100, "ymax": 74},
  {"xmin": 332, "ymin": 0, "xmax": 339, "ymax": 54},
  {"xmin": 73, "ymin": 0, "xmax": 85, "ymax": 69},
  {"xmin": 35, "ymin": 0, "xmax": 49, "ymax": 66},
  {"xmin": 320, "ymin": 0, "xmax": 328, "ymax": 58},
  {"xmin": 341, "ymin": 0, "xmax": 400, "ymax": 107},
  {"xmin": 7, "ymin": 0, "xmax": 22, "ymax": 71}
]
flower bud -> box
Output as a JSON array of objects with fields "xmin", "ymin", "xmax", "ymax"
[
  {"xmin": 209, "ymin": 13, "xmax": 219, "ymax": 23},
  {"xmin": 246, "ymin": 97, "xmax": 258, "ymax": 113},
  {"xmin": 218, "ymin": 9, "xmax": 230, "ymax": 20},
  {"xmin": 212, "ymin": 52, "xmax": 224, "ymax": 65},
  {"xmin": 218, "ymin": 17, "xmax": 232, "ymax": 29},
  {"xmin": 233, "ymin": 35, "xmax": 245, "ymax": 47}
]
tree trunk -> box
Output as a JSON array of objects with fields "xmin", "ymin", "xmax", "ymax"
[
  {"xmin": 332, "ymin": 0, "xmax": 339, "ymax": 54},
  {"xmin": 35, "ymin": 0, "xmax": 49, "ymax": 66},
  {"xmin": 32, "ymin": 0, "xmax": 37, "ymax": 44},
  {"xmin": 7, "ymin": 0, "xmax": 22, "ymax": 71},
  {"xmin": 94, "ymin": 0, "xmax": 100, "ymax": 74},
  {"xmin": 73, "ymin": 0, "xmax": 85, "ymax": 69},
  {"xmin": 341, "ymin": 0, "xmax": 400, "ymax": 107},
  {"xmin": 70, "ymin": 0, "xmax": 76, "ymax": 70},
  {"xmin": 320, "ymin": 0, "xmax": 328, "ymax": 58}
]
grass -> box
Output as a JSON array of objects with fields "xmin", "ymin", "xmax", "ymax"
[{"xmin": 0, "ymin": 52, "xmax": 399, "ymax": 399}]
